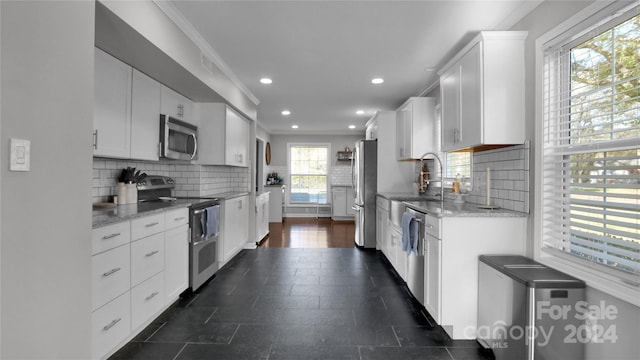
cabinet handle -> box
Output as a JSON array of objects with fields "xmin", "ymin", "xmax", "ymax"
[
  {"xmin": 102, "ymin": 268, "xmax": 121, "ymax": 277},
  {"xmin": 145, "ymin": 291, "xmax": 159, "ymax": 301},
  {"xmin": 101, "ymin": 233, "xmax": 121, "ymax": 240},
  {"xmin": 145, "ymin": 250, "xmax": 159, "ymax": 257},
  {"xmin": 145, "ymin": 222, "xmax": 159, "ymax": 228},
  {"xmin": 174, "ymin": 217, "xmax": 186, "ymax": 221},
  {"xmin": 102, "ymin": 318, "xmax": 122, "ymax": 332},
  {"xmin": 93, "ymin": 130, "xmax": 98, "ymax": 150}
]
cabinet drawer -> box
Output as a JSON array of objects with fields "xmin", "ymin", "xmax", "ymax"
[
  {"xmin": 424, "ymin": 215, "xmax": 441, "ymax": 239},
  {"xmin": 92, "ymin": 244, "xmax": 131, "ymax": 311},
  {"xmin": 131, "ymin": 233, "xmax": 164, "ymax": 286},
  {"xmin": 131, "ymin": 213, "xmax": 165, "ymax": 240},
  {"xmin": 91, "ymin": 292, "xmax": 131, "ymax": 360},
  {"xmin": 92, "ymin": 221, "xmax": 131, "ymax": 255},
  {"xmin": 164, "ymin": 208, "xmax": 188, "ymax": 230},
  {"xmin": 131, "ymin": 272, "xmax": 165, "ymax": 331}
]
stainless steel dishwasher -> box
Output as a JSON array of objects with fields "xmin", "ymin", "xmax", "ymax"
[
  {"xmin": 478, "ymin": 255, "xmax": 586, "ymax": 360},
  {"xmin": 403, "ymin": 206, "xmax": 425, "ymax": 305}
]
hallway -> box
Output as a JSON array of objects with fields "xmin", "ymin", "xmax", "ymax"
[{"xmin": 110, "ymin": 220, "xmax": 493, "ymax": 359}]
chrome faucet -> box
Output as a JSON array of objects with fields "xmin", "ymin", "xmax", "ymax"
[{"xmin": 419, "ymin": 152, "xmax": 444, "ymax": 202}]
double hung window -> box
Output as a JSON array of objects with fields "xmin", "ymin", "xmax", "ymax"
[
  {"xmin": 288, "ymin": 144, "xmax": 329, "ymax": 204},
  {"xmin": 538, "ymin": 3, "xmax": 639, "ymax": 303}
]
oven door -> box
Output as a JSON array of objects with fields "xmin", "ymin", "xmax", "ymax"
[{"xmin": 190, "ymin": 206, "xmax": 219, "ymax": 291}]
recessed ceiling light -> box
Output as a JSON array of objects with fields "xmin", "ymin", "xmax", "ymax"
[
  {"xmin": 281, "ymin": 110, "xmax": 291, "ymax": 116},
  {"xmin": 356, "ymin": 110, "xmax": 365, "ymax": 115},
  {"xmin": 291, "ymin": 124, "xmax": 299, "ymax": 129},
  {"xmin": 260, "ymin": 78, "xmax": 272, "ymax": 84},
  {"xmin": 371, "ymin": 78, "xmax": 384, "ymax": 85},
  {"xmin": 349, "ymin": 125, "xmax": 356, "ymax": 129}
]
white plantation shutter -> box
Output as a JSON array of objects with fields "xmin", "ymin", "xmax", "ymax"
[{"xmin": 541, "ymin": 9, "xmax": 640, "ymax": 276}]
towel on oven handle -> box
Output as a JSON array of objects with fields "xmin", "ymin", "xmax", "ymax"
[{"xmin": 201, "ymin": 205, "xmax": 220, "ymax": 239}]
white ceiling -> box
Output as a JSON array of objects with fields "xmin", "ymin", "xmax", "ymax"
[{"xmin": 168, "ymin": 0, "xmax": 540, "ymax": 135}]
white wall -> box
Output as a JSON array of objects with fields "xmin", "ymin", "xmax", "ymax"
[
  {"xmin": 511, "ymin": 1, "xmax": 640, "ymax": 358},
  {"xmin": 269, "ymin": 134, "xmax": 364, "ymax": 167},
  {"xmin": 0, "ymin": 1, "xmax": 94, "ymax": 358}
]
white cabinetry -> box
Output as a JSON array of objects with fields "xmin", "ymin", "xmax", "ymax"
[
  {"xmin": 164, "ymin": 208, "xmax": 189, "ymax": 303},
  {"xmin": 439, "ymin": 31, "xmax": 527, "ymax": 152},
  {"xmin": 267, "ymin": 185, "xmax": 285, "ymax": 222},
  {"xmin": 256, "ymin": 192, "xmax": 270, "ymax": 243},
  {"xmin": 94, "ymin": 47, "xmax": 131, "ymax": 159},
  {"xmin": 94, "ymin": 48, "xmax": 163, "ymax": 161},
  {"xmin": 331, "ymin": 186, "xmax": 355, "ymax": 220},
  {"xmin": 220, "ymin": 195, "xmax": 249, "ymax": 265},
  {"xmin": 390, "ymin": 224, "xmax": 407, "ymax": 281},
  {"xmin": 131, "ymin": 69, "xmax": 161, "ymax": 161},
  {"xmin": 91, "ymin": 207, "xmax": 189, "ymax": 359},
  {"xmin": 423, "ymin": 214, "xmax": 441, "ymax": 323},
  {"xmin": 197, "ymin": 103, "xmax": 250, "ymax": 167},
  {"xmin": 424, "ymin": 215, "xmax": 526, "ymax": 339},
  {"xmin": 376, "ymin": 196, "xmax": 389, "ymax": 252},
  {"xmin": 396, "ymin": 97, "xmax": 436, "ymax": 160},
  {"xmin": 160, "ymin": 85, "xmax": 194, "ymax": 124}
]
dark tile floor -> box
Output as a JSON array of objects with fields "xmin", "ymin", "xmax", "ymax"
[{"xmin": 110, "ymin": 247, "xmax": 494, "ymax": 359}]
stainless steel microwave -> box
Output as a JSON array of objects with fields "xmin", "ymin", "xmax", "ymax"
[{"xmin": 160, "ymin": 115, "xmax": 197, "ymax": 160}]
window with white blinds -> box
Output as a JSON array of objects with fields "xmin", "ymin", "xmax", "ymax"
[{"xmin": 541, "ymin": 9, "xmax": 639, "ymax": 277}]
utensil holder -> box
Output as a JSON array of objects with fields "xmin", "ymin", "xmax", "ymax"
[
  {"xmin": 125, "ymin": 183, "xmax": 137, "ymax": 204},
  {"xmin": 116, "ymin": 182, "xmax": 127, "ymax": 205}
]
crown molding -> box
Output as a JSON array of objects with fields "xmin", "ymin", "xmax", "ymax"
[{"xmin": 153, "ymin": 0, "xmax": 260, "ymax": 105}]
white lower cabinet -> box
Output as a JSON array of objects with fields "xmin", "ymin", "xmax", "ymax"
[
  {"xmin": 131, "ymin": 272, "xmax": 165, "ymax": 331},
  {"xmin": 425, "ymin": 216, "xmax": 525, "ymax": 339},
  {"xmin": 376, "ymin": 196, "xmax": 389, "ymax": 251},
  {"xmin": 256, "ymin": 192, "xmax": 270, "ymax": 242},
  {"xmin": 389, "ymin": 224, "xmax": 407, "ymax": 281},
  {"xmin": 220, "ymin": 195, "xmax": 249, "ymax": 265},
  {"xmin": 130, "ymin": 232, "xmax": 164, "ymax": 287},
  {"xmin": 91, "ymin": 243, "xmax": 131, "ymax": 311},
  {"xmin": 164, "ymin": 224, "xmax": 189, "ymax": 303},
  {"xmin": 91, "ymin": 292, "xmax": 131, "ymax": 360},
  {"xmin": 91, "ymin": 207, "xmax": 189, "ymax": 359}
]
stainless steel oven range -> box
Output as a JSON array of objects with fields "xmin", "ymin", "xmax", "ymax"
[{"xmin": 137, "ymin": 175, "xmax": 219, "ymax": 292}]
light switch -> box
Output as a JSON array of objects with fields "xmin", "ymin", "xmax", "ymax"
[{"xmin": 10, "ymin": 138, "xmax": 31, "ymax": 171}]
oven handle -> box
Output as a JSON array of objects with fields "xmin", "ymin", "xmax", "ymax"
[{"xmin": 192, "ymin": 237, "xmax": 216, "ymax": 247}]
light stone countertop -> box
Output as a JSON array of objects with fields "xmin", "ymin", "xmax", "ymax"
[
  {"xmin": 93, "ymin": 191, "xmax": 249, "ymax": 228},
  {"xmin": 378, "ymin": 192, "xmax": 527, "ymax": 218}
]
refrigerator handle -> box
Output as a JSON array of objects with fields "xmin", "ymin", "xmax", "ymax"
[
  {"xmin": 350, "ymin": 152, "xmax": 355, "ymax": 190},
  {"xmin": 352, "ymin": 205, "xmax": 360, "ymax": 212}
]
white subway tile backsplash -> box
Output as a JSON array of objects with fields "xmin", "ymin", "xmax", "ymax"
[{"xmin": 92, "ymin": 158, "xmax": 250, "ymax": 203}]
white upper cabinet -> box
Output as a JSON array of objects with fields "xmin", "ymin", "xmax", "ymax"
[
  {"xmin": 161, "ymin": 85, "xmax": 194, "ymax": 125},
  {"xmin": 439, "ymin": 31, "xmax": 527, "ymax": 152},
  {"xmin": 131, "ymin": 69, "xmax": 161, "ymax": 161},
  {"xmin": 396, "ymin": 97, "xmax": 437, "ymax": 160},
  {"xmin": 197, "ymin": 103, "xmax": 250, "ymax": 167},
  {"xmin": 94, "ymin": 48, "xmax": 164, "ymax": 161},
  {"xmin": 94, "ymin": 47, "xmax": 131, "ymax": 159}
]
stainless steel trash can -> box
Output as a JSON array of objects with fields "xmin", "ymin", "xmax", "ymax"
[{"xmin": 478, "ymin": 255, "xmax": 586, "ymax": 360}]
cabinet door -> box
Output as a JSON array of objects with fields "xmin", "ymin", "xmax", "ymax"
[
  {"xmin": 424, "ymin": 233, "xmax": 441, "ymax": 323},
  {"xmin": 458, "ymin": 43, "xmax": 482, "ymax": 149},
  {"xmin": 223, "ymin": 196, "xmax": 248, "ymax": 262},
  {"xmin": 165, "ymin": 224, "xmax": 188, "ymax": 303},
  {"xmin": 130, "ymin": 233, "xmax": 164, "ymax": 287},
  {"xmin": 395, "ymin": 105, "xmax": 411, "ymax": 160},
  {"xmin": 376, "ymin": 206, "xmax": 388, "ymax": 251},
  {"xmin": 225, "ymin": 108, "xmax": 250, "ymax": 167},
  {"xmin": 92, "ymin": 243, "xmax": 131, "ymax": 311},
  {"xmin": 131, "ymin": 69, "xmax": 161, "ymax": 161},
  {"xmin": 94, "ymin": 48, "xmax": 131, "ymax": 159},
  {"xmin": 131, "ymin": 272, "xmax": 164, "ymax": 331},
  {"xmin": 390, "ymin": 225, "xmax": 406, "ymax": 280},
  {"xmin": 331, "ymin": 187, "xmax": 347, "ymax": 218},
  {"xmin": 440, "ymin": 65, "xmax": 460, "ymax": 152},
  {"xmin": 160, "ymin": 85, "xmax": 194, "ymax": 124},
  {"xmin": 91, "ymin": 292, "xmax": 131, "ymax": 360}
]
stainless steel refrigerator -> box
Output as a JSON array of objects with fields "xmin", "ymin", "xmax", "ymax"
[{"xmin": 352, "ymin": 139, "xmax": 377, "ymax": 247}]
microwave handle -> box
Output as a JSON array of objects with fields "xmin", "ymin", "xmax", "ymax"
[{"xmin": 189, "ymin": 133, "xmax": 197, "ymax": 160}]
